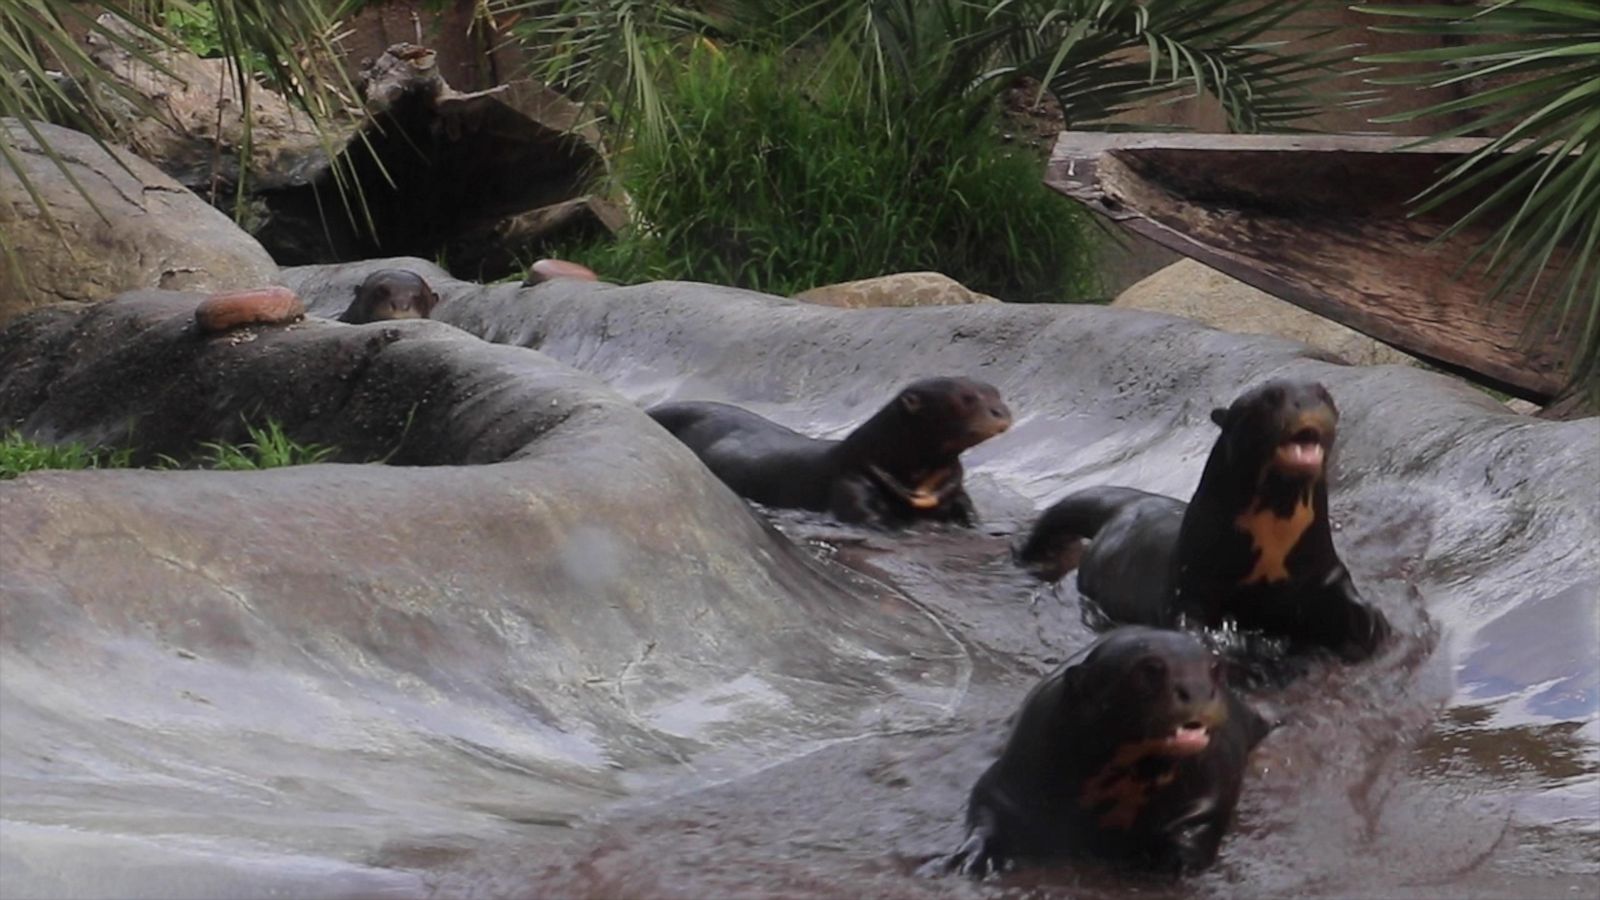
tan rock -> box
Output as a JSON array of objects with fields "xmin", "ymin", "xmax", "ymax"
[
  {"xmin": 1113, "ymin": 259, "xmax": 1415, "ymax": 367},
  {"xmin": 0, "ymin": 119, "xmax": 278, "ymax": 325},
  {"xmin": 795, "ymin": 272, "xmax": 1001, "ymax": 309}
]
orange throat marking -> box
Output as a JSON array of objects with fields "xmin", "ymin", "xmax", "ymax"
[
  {"xmin": 1079, "ymin": 740, "xmax": 1179, "ymax": 830},
  {"xmin": 903, "ymin": 469, "xmax": 954, "ymax": 509},
  {"xmin": 1234, "ymin": 489, "xmax": 1315, "ymax": 585}
]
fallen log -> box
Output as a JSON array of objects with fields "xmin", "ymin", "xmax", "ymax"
[{"xmin": 1045, "ymin": 133, "xmax": 1580, "ymax": 403}]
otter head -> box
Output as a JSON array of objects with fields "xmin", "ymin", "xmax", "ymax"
[
  {"xmin": 893, "ymin": 376, "xmax": 1012, "ymax": 455},
  {"xmin": 1209, "ymin": 379, "xmax": 1338, "ymax": 486},
  {"xmin": 341, "ymin": 269, "xmax": 440, "ymax": 324},
  {"xmin": 1064, "ymin": 627, "xmax": 1228, "ymax": 757}
]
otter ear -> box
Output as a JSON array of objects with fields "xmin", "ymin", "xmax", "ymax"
[
  {"xmin": 1209, "ymin": 407, "xmax": 1229, "ymax": 429},
  {"xmin": 422, "ymin": 286, "xmax": 440, "ymax": 314},
  {"xmin": 899, "ymin": 391, "xmax": 924, "ymax": 414}
]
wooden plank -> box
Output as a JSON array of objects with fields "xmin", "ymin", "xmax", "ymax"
[{"xmin": 1045, "ymin": 133, "xmax": 1577, "ymax": 401}]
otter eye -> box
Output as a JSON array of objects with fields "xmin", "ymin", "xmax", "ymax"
[{"xmin": 1135, "ymin": 656, "xmax": 1168, "ymax": 690}]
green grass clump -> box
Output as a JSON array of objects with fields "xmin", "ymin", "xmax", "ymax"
[
  {"xmin": 1, "ymin": 420, "xmax": 337, "ymax": 479},
  {"xmin": 0, "ymin": 432, "xmax": 133, "ymax": 479},
  {"xmin": 568, "ymin": 45, "xmax": 1099, "ymax": 303},
  {"xmin": 196, "ymin": 420, "xmax": 337, "ymax": 470}
]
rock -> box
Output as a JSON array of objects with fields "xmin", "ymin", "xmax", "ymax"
[
  {"xmin": 1113, "ymin": 259, "xmax": 1416, "ymax": 367},
  {"xmin": 79, "ymin": 14, "xmax": 340, "ymax": 195},
  {"xmin": 795, "ymin": 272, "xmax": 1001, "ymax": 309},
  {"xmin": 0, "ymin": 119, "xmax": 278, "ymax": 325},
  {"xmin": 0, "ymin": 290, "xmax": 964, "ymax": 895}
]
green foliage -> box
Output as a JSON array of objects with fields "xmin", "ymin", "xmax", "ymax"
[
  {"xmin": 0, "ymin": 0, "xmax": 359, "ymax": 236},
  {"xmin": 561, "ymin": 45, "xmax": 1100, "ymax": 301},
  {"xmin": 498, "ymin": 0, "xmax": 1357, "ymax": 146},
  {"xmin": 0, "ymin": 432, "xmax": 133, "ymax": 479},
  {"xmin": 0, "ymin": 420, "xmax": 337, "ymax": 478},
  {"xmin": 1356, "ymin": 0, "xmax": 1600, "ymax": 390},
  {"xmin": 197, "ymin": 420, "xmax": 338, "ymax": 470}
]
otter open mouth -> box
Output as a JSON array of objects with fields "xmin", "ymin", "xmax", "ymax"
[
  {"xmin": 1273, "ymin": 426, "xmax": 1327, "ymax": 476},
  {"xmin": 1157, "ymin": 720, "xmax": 1213, "ymax": 756}
]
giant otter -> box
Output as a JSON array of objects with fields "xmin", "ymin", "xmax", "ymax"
[
  {"xmin": 647, "ymin": 377, "xmax": 1011, "ymax": 527},
  {"xmin": 340, "ymin": 269, "xmax": 440, "ymax": 324},
  {"xmin": 1015, "ymin": 379, "xmax": 1390, "ymax": 661},
  {"xmin": 942, "ymin": 627, "xmax": 1268, "ymax": 876}
]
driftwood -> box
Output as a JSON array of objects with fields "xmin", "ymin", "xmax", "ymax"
[{"xmin": 1045, "ymin": 133, "xmax": 1580, "ymax": 403}]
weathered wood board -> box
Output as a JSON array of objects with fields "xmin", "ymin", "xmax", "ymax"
[{"xmin": 1045, "ymin": 133, "xmax": 1578, "ymax": 401}]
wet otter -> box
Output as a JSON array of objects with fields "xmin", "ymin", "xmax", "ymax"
[
  {"xmin": 943, "ymin": 627, "xmax": 1268, "ymax": 876},
  {"xmin": 647, "ymin": 377, "xmax": 1011, "ymax": 527},
  {"xmin": 1015, "ymin": 380, "xmax": 1390, "ymax": 661},
  {"xmin": 340, "ymin": 269, "xmax": 440, "ymax": 324}
]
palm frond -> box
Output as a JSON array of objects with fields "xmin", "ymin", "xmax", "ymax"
[
  {"xmin": 1356, "ymin": 0, "xmax": 1600, "ymax": 387},
  {"xmin": 491, "ymin": 0, "xmax": 1360, "ymax": 145},
  {"xmin": 1, "ymin": 1, "xmax": 359, "ymax": 235}
]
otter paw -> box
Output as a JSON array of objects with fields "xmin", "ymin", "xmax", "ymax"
[{"xmin": 939, "ymin": 831, "xmax": 1008, "ymax": 879}]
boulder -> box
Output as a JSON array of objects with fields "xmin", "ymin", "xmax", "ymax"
[
  {"xmin": 0, "ymin": 290, "xmax": 963, "ymax": 897},
  {"xmin": 0, "ymin": 119, "xmax": 278, "ymax": 325},
  {"xmin": 1114, "ymin": 259, "xmax": 1417, "ymax": 367},
  {"xmin": 79, "ymin": 14, "xmax": 337, "ymax": 195},
  {"xmin": 795, "ymin": 272, "xmax": 1001, "ymax": 309}
]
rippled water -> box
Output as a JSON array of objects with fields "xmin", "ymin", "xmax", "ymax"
[{"xmin": 426, "ymin": 508, "xmax": 1597, "ymax": 899}]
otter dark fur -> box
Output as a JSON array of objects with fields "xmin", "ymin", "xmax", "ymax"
[
  {"xmin": 1016, "ymin": 380, "xmax": 1390, "ymax": 661},
  {"xmin": 943, "ymin": 627, "xmax": 1268, "ymax": 876},
  {"xmin": 340, "ymin": 269, "xmax": 440, "ymax": 324},
  {"xmin": 648, "ymin": 377, "xmax": 1011, "ymax": 527}
]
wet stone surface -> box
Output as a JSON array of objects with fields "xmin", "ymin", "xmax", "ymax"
[{"xmin": 2, "ymin": 270, "xmax": 1597, "ymax": 898}]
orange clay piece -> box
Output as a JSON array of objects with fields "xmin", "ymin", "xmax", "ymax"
[{"xmin": 195, "ymin": 286, "xmax": 306, "ymax": 335}]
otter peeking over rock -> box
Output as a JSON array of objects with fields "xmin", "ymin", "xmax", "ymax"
[
  {"xmin": 1015, "ymin": 380, "xmax": 1390, "ymax": 662},
  {"xmin": 194, "ymin": 286, "xmax": 305, "ymax": 335},
  {"xmin": 647, "ymin": 377, "xmax": 1011, "ymax": 528},
  {"xmin": 339, "ymin": 269, "xmax": 440, "ymax": 324},
  {"xmin": 940, "ymin": 627, "xmax": 1268, "ymax": 877}
]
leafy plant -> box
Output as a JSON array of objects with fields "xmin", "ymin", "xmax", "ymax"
[
  {"xmin": 497, "ymin": 0, "xmax": 1358, "ymax": 143},
  {"xmin": 0, "ymin": 431, "xmax": 134, "ymax": 479},
  {"xmin": 1, "ymin": 1, "xmax": 359, "ymax": 244},
  {"xmin": 1356, "ymin": 0, "xmax": 1600, "ymax": 393},
  {"xmin": 555, "ymin": 44, "xmax": 1101, "ymax": 301},
  {"xmin": 197, "ymin": 419, "xmax": 337, "ymax": 470}
]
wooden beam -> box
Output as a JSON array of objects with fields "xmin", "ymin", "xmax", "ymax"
[{"xmin": 1045, "ymin": 133, "xmax": 1576, "ymax": 401}]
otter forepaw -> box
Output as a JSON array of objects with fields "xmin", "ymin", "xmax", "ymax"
[{"xmin": 936, "ymin": 830, "xmax": 1008, "ymax": 878}]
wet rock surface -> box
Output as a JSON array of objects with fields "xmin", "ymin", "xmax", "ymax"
[{"xmin": 4, "ymin": 264, "xmax": 1597, "ymax": 897}]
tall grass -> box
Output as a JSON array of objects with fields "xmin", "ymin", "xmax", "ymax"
[
  {"xmin": 196, "ymin": 420, "xmax": 337, "ymax": 470},
  {"xmin": 568, "ymin": 45, "xmax": 1100, "ymax": 302},
  {"xmin": 0, "ymin": 420, "xmax": 336, "ymax": 479},
  {"xmin": 0, "ymin": 432, "xmax": 133, "ymax": 479}
]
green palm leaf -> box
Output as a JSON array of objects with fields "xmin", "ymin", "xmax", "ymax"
[{"xmin": 1357, "ymin": 0, "xmax": 1600, "ymax": 390}]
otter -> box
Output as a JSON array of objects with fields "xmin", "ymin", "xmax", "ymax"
[
  {"xmin": 647, "ymin": 377, "xmax": 1011, "ymax": 527},
  {"xmin": 339, "ymin": 269, "xmax": 439, "ymax": 324},
  {"xmin": 942, "ymin": 627, "xmax": 1268, "ymax": 876},
  {"xmin": 1015, "ymin": 380, "xmax": 1390, "ymax": 661}
]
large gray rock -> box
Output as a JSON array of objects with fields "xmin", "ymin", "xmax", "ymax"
[
  {"xmin": 0, "ymin": 120, "xmax": 277, "ymax": 324},
  {"xmin": 0, "ymin": 293, "xmax": 962, "ymax": 898},
  {"xmin": 1115, "ymin": 258, "xmax": 1417, "ymax": 368},
  {"xmin": 5, "ymin": 262, "xmax": 1597, "ymax": 897},
  {"xmin": 286, "ymin": 259, "xmax": 1595, "ymax": 896}
]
